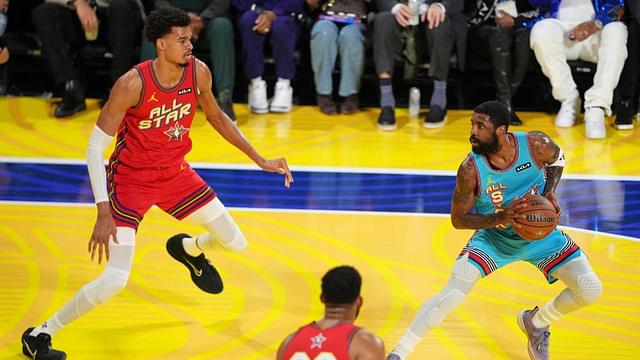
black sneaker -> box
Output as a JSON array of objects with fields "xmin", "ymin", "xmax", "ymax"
[
  {"xmin": 54, "ymin": 80, "xmax": 86, "ymax": 118},
  {"xmin": 614, "ymin": 100, "xmax": 634, "ymax": 130},
  {"xmin": 21, "ymin": 328, "xmax": 66, "ymax": 360},
  {"xmin": 510, "ymin": 110, "xmax": 523, "ymax": 125},
  {"xmin": 423, "ymin": 105, "xmax": 447, "ymax": 128},
  {"xmin": 220, "ymin": 99, "xmax": 236, "ymax": 122},
  {"xmin": 166, "ymin": 233, "xmax": 224, "ymax": 294},
  {"xmin": 377, "ymin": 106, "xmax": 396, "ymax": 131}
]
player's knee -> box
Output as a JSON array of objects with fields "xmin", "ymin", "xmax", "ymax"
[
  {"xmin": 576, "ymin": 272, "xmax": 603, "ymax": 306},
  {"xmin": 97, "ymin": 268, "xmax": 130, "ymax": 304},
  {"xmin": 425, "ymin": 289, "xmax": 466, "ymax": 328},
  {"xmin": 452, "ymin": 254, "xmax": 481, "ymax": 284}
]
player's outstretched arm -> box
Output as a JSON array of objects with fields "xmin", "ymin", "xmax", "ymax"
[
  {"xmin": 528, "ymin": 131, "xmax": 564, "ymax": 212},
  {"xmin": 195, "ymin": 59, "xmax": 293, "ymax": 187},
  {"xmin": 350, "ymin": 329, "xmax": 386, "ymax": 360},
  {"xmin": 87, "ymin": 69, "xmax": 143, "ymax": 264},
  {"xmin": 451, "ymin": 156, "xmax": 526, "ymax": 229}
]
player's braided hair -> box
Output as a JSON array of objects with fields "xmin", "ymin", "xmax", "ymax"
[
  {"xmin": 144, "ymin": 8, "xmax": 191, "ymax": 44},
  {"xmin": 322, "ymin": 265, "xmax": 362, "ymax": 305},
  {"xmin": 474, "ymin": 100, "xmax": 511, "ymax": 131}
]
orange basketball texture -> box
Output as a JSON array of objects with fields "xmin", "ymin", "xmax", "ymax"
[{"xmin": 513, "ymin": 195, "xmax": 558, "ymax": 240}]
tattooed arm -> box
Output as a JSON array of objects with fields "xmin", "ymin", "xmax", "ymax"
[
  {"xmin": 528, "ymin": 131, "xmax": 563, "ymax": 212},
  {"xmin": 451, "ymin": 156, "xmax": 526, "ymax": 229}
]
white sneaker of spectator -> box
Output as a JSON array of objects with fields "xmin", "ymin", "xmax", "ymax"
[
  {"xmin": 585, "ymin": 107, "xmax": 606, "ymax": 139},
  {"xmin": 555, "ymin": 94, "xmax": 581, "ymax": 128},
  {"xmin": 248, "ymin": 78, "xmax": 269, "ymax": 114},
  {"xmin": 270, "ymin": 79, "xmax": 293, "ymax": 113}
]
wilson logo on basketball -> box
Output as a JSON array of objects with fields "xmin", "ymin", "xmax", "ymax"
[{"xmin": 526, "ymin": 214, "xmax": 554, "ymax": 223}]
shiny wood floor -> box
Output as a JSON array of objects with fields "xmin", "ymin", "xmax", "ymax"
[{"xmin": 0, "ymin": 97, "xmax": 639, "ymax": 359}]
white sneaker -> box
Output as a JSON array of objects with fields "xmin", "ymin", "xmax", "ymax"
[
  {"xmin": 270, "ymin": 81, "xmax": 293, "ymax": 113},
  {"xmin": 555, "ymin": 95, "xmax": 581, "ymax": 128},
  {"xmin": 248, "ymin": 80, "xmax": 268, "ymax": 114},
  {"xmin": 585, "ymin": 107, "xmax": 606, "ymax": 139}
]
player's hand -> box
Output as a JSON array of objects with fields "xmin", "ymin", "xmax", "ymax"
[
  {"xmin": 569, "ymin": 20, "xmax": 599, "ymax": 42},
  {"xmin": 498, "ymin": 197, "xmax": 528, "ymax": 227},
  {"xmin": 495, "ymin": 10, "xmax": 514, "ymax": 28},
  {"xmin": 253, "ymin": 11, "xmax": 276, "ymax": 34},
  {"xmin": 88, "ymin": 203, "xmax": 118, "ymax": 264},
  {"xmin": 259, "ymin": 158, "xmax": 294, "ymax": 188},
  {"xmin": 188, "ymin": 12, "xmax": 205, "ymax": 40},
  {"xmin": 425, "ymin": 3, "xmax": 445, "ymax": 30},
  {"xmin": 75, "ymin": 0, "xmax": 99, "ymax": 37},
  {"xmin": 544, "ymin": 192, "xmax": 562, "ymax": 218},
  {"xmin": 394, "ymin": 4, "xmax": 412, "ymax": 28}
]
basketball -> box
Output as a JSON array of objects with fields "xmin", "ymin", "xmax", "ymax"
[{"xmin": 513, "ymin": 194, "xmax": 558, "ymax": 240}]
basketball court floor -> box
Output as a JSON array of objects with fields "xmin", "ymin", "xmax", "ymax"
[{"xmin": 0, "ymin": 97, "xmax": 639, "ymax": 359}]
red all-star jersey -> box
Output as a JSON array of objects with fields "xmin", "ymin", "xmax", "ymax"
[
  {"xmin": 110, "ymin": 57, "xmax": 198, "ymax": 169},
  {"xmin": 282, "ymin": 322, "xmax": 361, "ymax": 360}
]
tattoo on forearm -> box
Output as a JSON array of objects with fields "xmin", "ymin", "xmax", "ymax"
[{"xmin": 544, "ymin": 166, "xmax": 563, "ymax": 194}]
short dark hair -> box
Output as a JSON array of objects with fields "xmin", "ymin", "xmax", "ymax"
[
  {"xmin": 322, "ymin": 265, "xmax": 362, "ymax": 305},
  {"xmin": 474, "ymin": 101, "xmax": 510, "ymax": 131},
  {"xmin": 144, "ymin": 8, "xmax": 191, "ymax": 44}
]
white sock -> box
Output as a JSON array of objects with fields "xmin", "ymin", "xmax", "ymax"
[
  {"xmin": 29, "ymin": 317, "xmax": 63, "ymax": 337},
  {"xmin": 391, "ymin": 330, "xmax": 421, "ymax": 359},
  {"xmin": 533, "ymin": 299, "xmax": 563, "ymax": 328},
  {"xmin": 277, "ymin": 77, "xmax": 290, "ymax": 87},
  {"xmin": 251, "ymin": 77, "xmax": 263, "ymax": 87},
  {"xmin": 182, "ymin": 236, "xmax": 203, "ymax": 257}
]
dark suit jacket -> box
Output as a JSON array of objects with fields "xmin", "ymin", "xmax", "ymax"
[{"xmin": 376, "ymin": 0, "xmax": 469, "ymax": 70}]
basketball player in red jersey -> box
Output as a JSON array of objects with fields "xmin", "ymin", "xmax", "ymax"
[
  {"xmin": 277, "ymin": 266, "xmax": 386, "ymax": 360},
  {"xmin": 21, "ymin": 8, "xmax": 293, "ymax": 359}
]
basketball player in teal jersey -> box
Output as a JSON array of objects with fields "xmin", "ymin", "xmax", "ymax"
[{"xmin": 387, "ymin": 101, "xmax": 602, "ymax": 360}]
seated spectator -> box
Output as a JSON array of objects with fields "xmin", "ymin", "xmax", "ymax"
[
  {"xmin": 141, "ymin": 0, "xmax": 237, "ymax": 120},
  {"xmin": 468, "ymin": 0, "xmax": 538, "ymax": 125},
  {"xmin": 306, "ymin": 0, "xmax": 368, "ymax": 115},
  {"xmin": 613, "ymin": 0, "xmax": 639, "ymax": 130},
  {"xmin": 232, "ymin": 0, "xmax": 305, "ymax": 114},
  {"xmin": 373, "ymin": 0, "xmax": 468, "ymax": 131},
  {"xmin": 32, "ymin": 0, "xmax": 144, "ymax": 117},
  {"xmin": 529, "ymin": 0, "xmax": 626, "ymax": 139}
]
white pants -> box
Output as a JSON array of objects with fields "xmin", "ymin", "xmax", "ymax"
[{"xmin": 530, "ymin": 19, "xmax": 628, "ymax": 115}]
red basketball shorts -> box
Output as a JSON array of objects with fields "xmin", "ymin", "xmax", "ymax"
[{"xmin": 106, "ymin": 161, "xmax": 217, "ymax": 230}]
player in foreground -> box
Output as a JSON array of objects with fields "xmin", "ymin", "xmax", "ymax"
[
  {"xmin": 387, "ymin": 101, "xmax": 602, "ymax": 360},
  {"xmin": 21, "ymin": 8, "xmax": 292, "ymax": 359},
  {"xmin": 277, "ymin": 265, "xmax": 385, "ymax": 360}
]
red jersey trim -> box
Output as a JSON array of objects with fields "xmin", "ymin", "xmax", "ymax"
[
  {"xmin": 149, "ymin": 58, "xmax": 190, "ymax": 93},
  {"xmin": 192, "ymin": 57, "xmax": 198, "ymax": 96},
  {"xmin": 131, "ymin": 65, "xmax": 145, "ymax": 110},
  {"xmin": 482, "ymin": 133, "xmax": 520, "ymax": 173}
]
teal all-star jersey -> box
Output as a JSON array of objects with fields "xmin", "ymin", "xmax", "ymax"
[
  {"xmin": 469, "ymin": 131, "xmax": 546, "ymax": 242},
  {"xmin": 463, "ymin": 132, "xmax": 581, "ymax": 283}
]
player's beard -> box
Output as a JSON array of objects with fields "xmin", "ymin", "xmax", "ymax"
[{"xmin": 470, "ymin": 131, "xmax": 500, "ymax": 155}]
